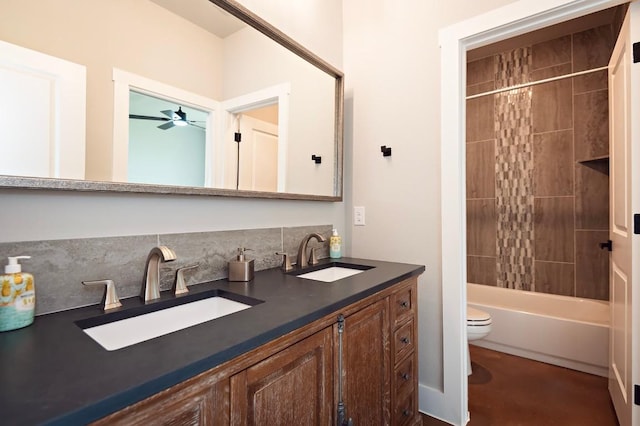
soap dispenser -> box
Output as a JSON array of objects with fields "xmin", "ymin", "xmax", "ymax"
[
  {"xmin": 0, "ymin": 256, "xmax": 35, "ymax": 332},
  {"xmin": 228, "ymin": 248, "xmax": 255, "ymax": 282},
  {"xmin": 330, "ymin": 229, "xmax": 342, "ymax": 259}
]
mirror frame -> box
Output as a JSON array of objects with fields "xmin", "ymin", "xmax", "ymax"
[{"xmin": 0, "ymin": 0, "xmax": 344, "ymax": 202}]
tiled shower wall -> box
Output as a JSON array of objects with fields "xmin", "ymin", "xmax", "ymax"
[
  {"xmin": 0, "ymin": 225, "xmax": 331, "ymax": 315},
  {"xmin": 466, "ymin": 23, "xmax": 615, "ymax": 301}
]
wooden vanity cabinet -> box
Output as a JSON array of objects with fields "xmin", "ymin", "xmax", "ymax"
[
  {"xmin": 93, "ymin": 277, "xmax": 419, "ymax": 426},
  {"xmin": 339, "ymin": 298, "xmax": 391, "ymax": 424},
  {"xmin": 229, "ymin": 327, "xmax": 334, "ymax": 425}
]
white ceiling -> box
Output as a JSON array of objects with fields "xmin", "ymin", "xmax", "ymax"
[{"xmin": 150, "ymin": 0, "xmax": 246, "ymax": 38}]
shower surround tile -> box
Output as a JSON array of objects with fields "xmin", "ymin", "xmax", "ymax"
[
  {"xmin": 534, "ymin": 197, "xmax": 575, "ymax": 263},
  {"xmin": 574, "ymin": 69, "xmax": 608, "ymax": 94},
  {"xmin": 465, "ymin": 23, "xmax": 611, "ymax": 300},
  {"xmin": 467, "ymin": 200, "xmax": 497, "ymax": 257},
  {"xmin": 575, "ymin": 165, "xmax": 610, "ymax": 230},
  {"xmin": 533, "ymin": 130, "xmax": 574, "ymax": 196},
  {"xmin": 530, "ymin": 63, "xmax": 572, "ymax": 81},
  {"xmin": 534, "ymin": 261, "xmax": 575, "ymax": 296},
  {"xmin": 495, "ymin": 47, "xmax": 534, "ymax": 291},
  {"xmin": 532, "ymin": 79, "xmax": 573, "ymax": 133},
  {"xmin": 466, "ymin": 140, "xmax": 496, "ymax": 199},
  {"xmin": 572, "ymin": 25, "xmax": 615, "ymax": 72},
  {"xmin": 467, "ymin": 256, "xmax": 497, "ymax": 286},
  {"xmin": 531, "ymin": 35, "xmax": 571, "ymax": 71},
  {"xmin": 574, "ymin": 90, "xmax": 609, "ymax": 161},
  {"xmin": 466, "ymin": 95, "xmax": 495, "ymax": 142},
  {"xmin": 575, "ymin": 230, "xmax": 610, "ymax": 300},
  {"xmin": 467, "ymin": 56, "xmax": 495, "ymax": 86}
]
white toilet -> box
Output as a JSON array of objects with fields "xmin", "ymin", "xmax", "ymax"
[{"xmin": 467, "ymin": 306, "xmax": 492, "ymax": 375}]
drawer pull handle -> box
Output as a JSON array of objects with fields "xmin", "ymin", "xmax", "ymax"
[
  {"xmin": 403, "ymin": 409, "xmax": 411, "ymax": 417},
  {"xmin": 400, "ymin": 301, "xmax": 409, "ymax": 308},
  {"xmin": 401, "ymin": 337, "xmax": 410, "ymax": 344},
  {"xmin": 402, "ymin": 373, "xmax": 411, "ymax": 380}
]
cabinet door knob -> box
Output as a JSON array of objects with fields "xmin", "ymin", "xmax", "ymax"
[
  {"xmin": 401, "ymin": 336, "xmax": 410, "ymax": 344},
  {"xmin": 403, "ymin": 409, "xmax": 411, "ymax": 417},
  {"xmin": 402, "ymin": 373, "xmax": 411, "ymax": 380},
  {"xmin": 400, "ymin": 300, "xmax": 409, "ymax": 308}
]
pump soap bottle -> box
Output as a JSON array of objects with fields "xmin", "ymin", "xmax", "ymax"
[
  {"xmin": 228, "ymin": 248, "xmax": 255, "ymax": 282},
  {"xmin": 0, "ymin": 256, "xmax": 35, "ymax": 332},
  {"xmin": 330, "ymin": 229, "xmax": 342, "ymax": 259}
]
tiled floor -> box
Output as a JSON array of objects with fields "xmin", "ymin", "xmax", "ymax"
[{"xmin": 422, "ymin": 345, "xmax": 618, "ymax": 425}]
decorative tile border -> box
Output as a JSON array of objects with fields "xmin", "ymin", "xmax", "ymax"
[{"xmin": 494, "ymin": 48, "xmax": 535, "ymax": 291}]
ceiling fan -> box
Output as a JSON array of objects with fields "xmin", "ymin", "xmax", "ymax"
[{"xmin": 129, "ymin": 107, "xmax": 205, "ymax": 130}]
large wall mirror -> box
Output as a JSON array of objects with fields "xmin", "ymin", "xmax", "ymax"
[{"xmin": 0, "ymin": 0, "xmax": 343, "ymax": 200}]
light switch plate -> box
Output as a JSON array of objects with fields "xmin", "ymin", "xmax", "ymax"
[{"xmin": 354, "ymin": 206, "xmax": 365, "ymax": 226}]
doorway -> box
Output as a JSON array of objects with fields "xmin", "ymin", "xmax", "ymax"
[{"xmin": 439, "ymin": 0, "xmax": 631, "ymax": 424}]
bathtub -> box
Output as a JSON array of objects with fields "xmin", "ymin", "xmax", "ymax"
[{"xmin": 467, "ymin": 283, "xmax": 610, "ymax": 377}]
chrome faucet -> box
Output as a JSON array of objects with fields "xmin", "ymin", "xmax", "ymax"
[
  {"xmin": 296, "ymin": 233, "xmax": 327, "ymax": 269},
  {"xmin": 140, "ymin": 246, "xmax": 177, "ymax": 302}
]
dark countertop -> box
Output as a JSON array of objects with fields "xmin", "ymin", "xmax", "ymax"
[{"xmin": 0, "ymin": 258, "xmax": 424, "ymax": 425}]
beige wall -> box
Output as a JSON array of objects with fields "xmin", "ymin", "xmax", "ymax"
[
  {"xmin": 222, "ymin": 27, "xmax": 335, "ymax": 195},
  {"xmin": 343, "ymin": 0, "xmax": 518, "ymax": 401},
  {"xmin": 0, "ymin": 0, "xmax": 224, "ymax": 182}
]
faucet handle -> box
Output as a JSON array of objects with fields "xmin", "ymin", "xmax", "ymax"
[
  {"xmin": 309, "ymin": 248, "xmax": 321, "ymax": 265},
  {"xmin": 276, "ymin": 252, "xmax": 293, "ymax": 272},
  {"xmin": 82, "ymin": 279, "xmax": 122, "ymax": 312},
  {"xmin": 173, "ymin": 264, "xmax": 199, "ymax": 296}
]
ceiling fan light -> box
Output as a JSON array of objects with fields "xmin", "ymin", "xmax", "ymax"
[{"xmin": 173, "ymin": 106, "xmax": 188, "ymax": 126}]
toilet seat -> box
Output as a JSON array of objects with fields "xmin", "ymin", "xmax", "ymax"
[
  {"xmin": 467, "ymin": 306, "xmax": 491, "ymax": 326},
  {"xmin": 467, "ymin": 306, "xmax": 492, "ymax": 342}
]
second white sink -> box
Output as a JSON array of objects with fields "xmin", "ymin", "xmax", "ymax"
[
  {"xmin": 82, "ymin": 295, "xmax": 253, "ymax": 351},
  {"xmin": 297, "ymin": 266, "xmax": 366, "ymax": 282}
]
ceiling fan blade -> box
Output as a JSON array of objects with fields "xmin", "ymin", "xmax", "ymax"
[
  {"xmin": 160, "ymin": 109, "xmax": 175, "ymax": 119},
  {"xmin": 129, "ymin": 114, "xmax": 170, "ymax": 122},
  {"xmin": 158, "ymin": 121, "xmax": 175, "ymax": 130},
  {"xmin": 189, "ymin": 123, "xmax": 206, "ymax": 130}
]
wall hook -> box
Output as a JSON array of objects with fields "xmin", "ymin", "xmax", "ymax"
[
  {"xmin": 381, "ymin": 146, "xmax": 392, "ymax": 157},
  {"xmin": 311, "ymin": 155, "xmax": 322, "ymax": 164}
]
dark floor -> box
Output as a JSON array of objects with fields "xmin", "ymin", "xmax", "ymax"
[{"xmin": 422, "ymin": 345, "xmax": 618, "ymax": 426}]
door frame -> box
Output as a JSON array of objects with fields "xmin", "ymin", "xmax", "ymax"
[
  {"xmin": 221, "ymin": 83, "xmax": 290, "ymax": 193},
  {"xmin": 112, "ymin": 68, "xmax": 219, "ymax": 186},
  {"xmin": 438, "ymin": 0, "xmax": 628, "ymax": 424}
]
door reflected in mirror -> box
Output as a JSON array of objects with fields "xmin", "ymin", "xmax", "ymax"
[
  {"xmin": 128, "ymin": 91, "xmax": 208, "ymax": 187},
  {"xmin": 226, "ymin": 105, "xmax": 279, "ymax": 192}
]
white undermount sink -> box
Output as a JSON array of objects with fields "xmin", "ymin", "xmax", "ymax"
[
  {"xmin": 296, "ymin": 266, "xmax": 369, "ymax": 282},
  {"xmin": 79, "ymin": 292, "xmax": 259, "ymax": 351}
]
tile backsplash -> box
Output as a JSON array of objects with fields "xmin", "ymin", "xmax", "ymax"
[{"xmin": 0, "ymin": 225, "xmax": 332, "ymax": 315}]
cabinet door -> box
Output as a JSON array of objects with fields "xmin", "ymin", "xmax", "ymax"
[
  {"xmin": 340, "ymin": 298, "xmax": 391, "ymax": 425},
  {"xmin": 230, "ymin": 327, "xmax": 333, "ymax": 425},
  {"xmin": 91, "ymin": 377, "xmax": 228, "ymax": 426}
]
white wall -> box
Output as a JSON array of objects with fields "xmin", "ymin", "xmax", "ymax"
[
  {"xmin": 342, "ymin": 0, "xmax": 517, "ymax": 422},
  {"xmin": 0, "ymin": 0, "xmax": 345, "ymax": 244}
]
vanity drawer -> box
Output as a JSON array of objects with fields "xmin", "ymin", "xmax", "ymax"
[
  {"xmin": 391, "ymin": 282, "xmax": 416, "ymax": 327},
  {"xmin": 394, "ymin": 354, "xmax": 415, "ymax": 398},
  {"xmin": 393, "ymin": 319, "xmax": 415, "ymax": 361},
  {"xmin": 394, "ymin": 388, "xmax": 417, "ymax": 426}
]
